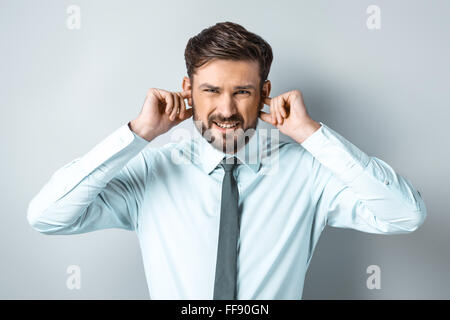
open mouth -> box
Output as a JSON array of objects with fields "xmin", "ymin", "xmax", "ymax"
[{"xmin": 213, "ymin": 121, "xmax": 241, "ymax": 132}]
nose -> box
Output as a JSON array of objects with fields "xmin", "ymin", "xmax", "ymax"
[{"xmin": 215, "ymin": 93, "xmax": 237, "ymax": 119}]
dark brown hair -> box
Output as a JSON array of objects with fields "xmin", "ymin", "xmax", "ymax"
[{"xmin": 184, "ymin": 21, "xmax": 273, "ymax": 91}]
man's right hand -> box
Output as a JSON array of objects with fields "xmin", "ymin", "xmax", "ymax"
[{"xmin": 129, "ymin": 88, "xmax": 193, "ymax": 142}]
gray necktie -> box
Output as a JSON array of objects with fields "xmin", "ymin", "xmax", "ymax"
[{"xmin": 213, "ymin": 156, "xmax": 240, "ymax": 300}]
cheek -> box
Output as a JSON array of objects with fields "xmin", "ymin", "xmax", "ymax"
[
  {"xmin": 193, "ymin": 97, "xmax": 211, "ymax": 118},
  {"xmin": 241, "ymin": 99, "xmax": 261, "ymax": 121}
]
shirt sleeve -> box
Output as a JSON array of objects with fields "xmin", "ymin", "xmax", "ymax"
[
  {"xmin": 27, "ymin": 122, "xmax": 152, "ymax": 235},
  {"xmin": 301, "ymin": 122, "xmax": 427, "ymax": 234}
]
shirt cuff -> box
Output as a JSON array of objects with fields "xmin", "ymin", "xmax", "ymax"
[
  {"xmin": 300, "ymin": 121, "xmax": 371, "ymax": 184},
  {"xmin": 127, "ymin": 121, "xmax": 153, "ymax": 144}
]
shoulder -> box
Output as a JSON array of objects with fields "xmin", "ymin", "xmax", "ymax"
[
  {"xmin": 140, "ymin": 138, "xmax": 195, "ymax": 172},
  {"xmin": 261, "ymin": 133, "xmax": 312, "ymax": 164}
]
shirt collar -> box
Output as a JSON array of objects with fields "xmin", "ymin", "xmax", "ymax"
[{"xmin": 192, "ymin": 122, "xmax": 262, "ymax": 175}]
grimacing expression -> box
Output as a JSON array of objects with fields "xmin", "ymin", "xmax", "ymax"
[{"xmin": 182, "ymin": 59, "xmax": 271, "ymax": 154}]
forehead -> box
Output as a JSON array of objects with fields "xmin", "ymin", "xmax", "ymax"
[{"xmin": 193, "ymin": 59, "xmax": 260, "ymax": 87}]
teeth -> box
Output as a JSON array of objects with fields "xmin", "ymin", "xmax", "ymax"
[{"xmin": 216, "ymin": 122, "xmax": 238, "ymax": 129}]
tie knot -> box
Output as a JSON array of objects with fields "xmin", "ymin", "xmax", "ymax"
[{"xmin": 220, "ymin": 156, "xmax": 238, "ymax": 172}]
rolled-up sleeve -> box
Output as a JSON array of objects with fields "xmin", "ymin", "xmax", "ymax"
[
  {"xmin": 27, "ymin": 122, "xmax": 151, "ymax": 235},
  {"xmin": 302, "ymin": 122, "xmax": 427, "ymax": 234}
]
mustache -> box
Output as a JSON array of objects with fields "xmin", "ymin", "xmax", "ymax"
[
  {"xmin": 191, "ymin": 102, "xmax": 243, "ymax": 125},
  {"xmin": 209, "ymin": 115, "xmax": 243, "ymax": 124}
]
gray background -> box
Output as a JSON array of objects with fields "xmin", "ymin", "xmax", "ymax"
[{"xmin": 1, "ymin": 0, "xmax": 448, "ymax": 299}]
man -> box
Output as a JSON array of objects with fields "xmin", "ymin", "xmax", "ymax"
[{"xmin": 27, "ymin": 21, "xmax": 426, "ymax": 299}]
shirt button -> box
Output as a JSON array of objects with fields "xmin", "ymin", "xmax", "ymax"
[{"xmin": 384, "ymin": 179, "xmax": 390, "ymax": 185}]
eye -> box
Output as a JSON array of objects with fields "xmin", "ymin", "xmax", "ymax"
[
  {"xmin": 236, "ymin": 90, "xmax": 250, "ymax": 95},
  {"xmin": 204, "ymin": 89, "xmax": 218, "ymax": 93}
]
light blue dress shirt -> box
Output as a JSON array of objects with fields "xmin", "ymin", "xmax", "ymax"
[{"xmin": 27, "ymin": 120, "xmax": 427, "ymax": 299}]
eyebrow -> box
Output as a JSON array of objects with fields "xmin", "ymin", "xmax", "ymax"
[{"xmin": 198, "ymin": 83, "xmax": 256, "ymax": 90}]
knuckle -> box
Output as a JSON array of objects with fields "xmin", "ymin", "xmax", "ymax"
[
  {"xmin": 292, "ymin": 89, "xmax": 302, "ymax": 97},
  {"xmin": 147, "ymin": 88, "xmax": 157, "ymax": 97}
]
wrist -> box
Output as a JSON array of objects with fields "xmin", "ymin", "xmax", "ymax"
[
  {"xmin": 128, "ymin": 119, "xmax": 159, "ymax": 142},
  {"xmin": 292, "ymin": 120, "xmax": 321, "ymax": 144}
]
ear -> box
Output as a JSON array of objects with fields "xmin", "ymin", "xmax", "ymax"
[
  {"xmin": 259, "ymin": 79, "xmax": 271, "ymax": 111},
  {"xmin": 182, "ymin": 76, "xmax": 193, "ymax": 106},
  {"xmin": 262, "ymin": 79, "xmax": 271, "ymax": 98}
]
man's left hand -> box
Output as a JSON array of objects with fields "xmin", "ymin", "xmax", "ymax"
[{"xmin": 259, "ymin": 90, "xmax": 322, "ymax": 144}]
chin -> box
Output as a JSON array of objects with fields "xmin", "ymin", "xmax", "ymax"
[{"xmin": 212, "ymin": 131, "xmax": 247, "ymax": 154}]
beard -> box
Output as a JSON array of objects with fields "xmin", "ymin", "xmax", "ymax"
[{"xmin": 192, "ymin": 97, "xmax": 261, "ymax": 154}]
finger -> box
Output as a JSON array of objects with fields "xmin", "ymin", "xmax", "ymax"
[
  {"xmin": 263, "ymin": 96, "xmax": 272, "ymax": 106},
  {"xmin": 181, "ymin": 107, "xmax": 193, "ymax": 120},
  {"xmin": 170, "ymin": 93, "xmax": 180, "ymax": 121},
  {"xmin": 164, "ymin": 92, "xmax": 174, "ymax": 115},
  {"xmin": 278, "ymin": 98, "xmax": 285, "ymax": 124},
  {"xmin": 266, "ymin": 98, "xmax": 273, "ymax": 124},
  {"xmin": 180, "ymin": 90, "xmax": 191, "ymax": 99},
  {"xmin": 169, "ymin": 93, "xmax": 178, "ymax": 120},
  {"xmin": 279, "ymin": 96, "xmax": 287, "ymax": 118},
  {"xmin": 270, "ymin": 98, "xmax": 277, "ymax": 125},
  {"xmin": 178, "ymin": 94, "xmax": 186, "ymax": 119},
  {"xmin": 275, "ymin": 98, "xmax": 283, "ymax": 125},
  {"xmin": 258, "ymin": 110, "xmax": 272, "ymax": 124}
]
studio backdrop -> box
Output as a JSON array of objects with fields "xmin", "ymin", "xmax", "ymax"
[{"xmin": 1, "ymin": 0, "xmax": 448, "ymax": 299}]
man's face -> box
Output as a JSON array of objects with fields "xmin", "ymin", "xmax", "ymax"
[{"xmin": 183, "ymin": 59, "xmax": 270, "ymax": 154}]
